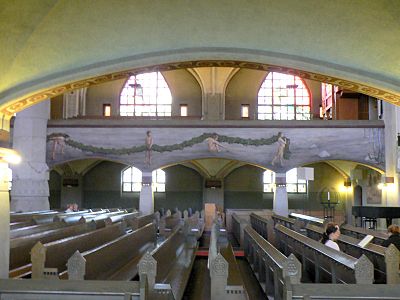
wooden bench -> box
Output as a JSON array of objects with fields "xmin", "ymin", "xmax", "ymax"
[
  {"xmin": 10, "ymin": 221, "xmax": 70, "ymax": 239},
  {"xmin": 62, "ymin": 222, "xmax": 157, "ymax": 280},
  {"xmin": 272, "ymin": 213, "xmax": 301, "ymax": 232},
  {"xmin": 284, "ymin": 278, "xmax": 400, "ymax": 299},
  {"xmin": 9, "ymin": 221, "xmax": 96, "ymax": 273},
  {"xmin": 30, "ymin": 222, "xmax": 127, "ymax": 279},
  {"xmin": 208, "ymin": 222, "xmax": 247, "ymax": 300},
  {"xmin": 340, "ymin": 223, "xmax": 389, "ymax": 246},
  {"xmin": 151, "ymin": 225, "xmax": 198, "ymax": 300},
  {"xmin": 305, "ymin": 223, "xmax": 400, "ymax": 284},
  {"xmin": 244, "ymin": 225, "xmax": 301, "ymax": 300},
  {"xmin": 10, "ymin": 210, "xmax": 58, "ymax": 223},
  {"xmin": 10, "ymin": 220, "xmax": 35, "ymax": 230},
  {"xmin": 127, "ymin": 213, "xmax": 155, "ymax": 230},
  {"xmin": 275, "ymin": 224, "xmax": 374, "ymax": 284},
  {"xmin": 159, "ymin": 212, "xmax": 181, "ymax": 237},
  {"xmin": 0, "ymin": 279, "xmax": 142, "ymax": 300},
  {"xmin": 232, "ymin": 213, "xmax": 251, "ymax": 246},
  {"xmin": 289, "ymin": 212, "xmax": 325, "ymax": 227}
]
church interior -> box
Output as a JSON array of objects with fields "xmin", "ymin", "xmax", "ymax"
[{"xmin": 1, "ymin": 1, "xmax": 400, "ymax": 299}]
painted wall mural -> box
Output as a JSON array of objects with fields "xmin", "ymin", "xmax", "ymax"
[{"xmin": 46, "ymin": 125, "xmax": 384, "ymax": 172}]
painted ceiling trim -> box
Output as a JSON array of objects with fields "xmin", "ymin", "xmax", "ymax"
[{"xmin": 1, "ymin": 59, "xmax": 400, "ymax": 118}]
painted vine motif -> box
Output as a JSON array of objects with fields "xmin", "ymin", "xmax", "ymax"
[{"xmin": 47, "ymin": 132, "xmax": 291, "ymax": 159}]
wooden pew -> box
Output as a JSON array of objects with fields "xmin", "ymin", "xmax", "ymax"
[
  {"xmin": 208, "ymin": 222, "xmax": 247, "ymax": 300},
  {"xmin": 275, "ymin": 224, "xmax": 374, "ymax": 284},
  {"xmin": 284, "ymin": 282, "xmax": 400, "ymax": 300},
  {"xmin": 10, "ymin": 220, "xmax": 35, "ymax": 230},
  {"xmin": 0, "ymin": 279, "xmax": 142, "ymax": 299},
  {"xmin": 10, "ymin": 210, "xmax": 58, "ymax": 223},
  {"xmin": 30, "ymin": 222, "xmax": 127, "ymax": 279},
  {"xmin": 10, "ymin": 221, "xmax": 71, "ymax": 239},
  {"xmin": 232, "ymin": 213, "xmax": 252, "ymax": 246},
  {"xmin": 126, "ymin": 213, "xmax": 155, "ymax": 230},
  {"xmin": 305, "ymin": 223, "xmax": 400, "ymax": 284},
  {"xmin": 272, "ymin": 213, "xmax": 301, "ymax": 232},
  {"xmin": 9, "ymin": 221, "xmax": 96, "ymax": 273},
  {"xmin": 103, "ymin": 211, "xmax": 140, "ymax": 226},
  {"xmin": 340, "ymin": 223, "xmax": 389, "ymax": 246},
  {"xmin": 62, "ymin": 222, "xmax": 157, "ymax": 280},
  {"xmin": 244, "ymin": 225, "xmax": 301, "ymax": 300},
  {"xmin": 159, "ymin": 212, "xmax": 181, "ymax": 237},
  {"xmin": 143, "ymin": 225, "xmax": 199, "ymax": 300},
  {"xmin": 289, "ymin": 212, "xmax": 325, "ymax": 227}
]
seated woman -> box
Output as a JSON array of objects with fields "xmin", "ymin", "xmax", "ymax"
[
  {"xmin": 321, "ymin": 222, "xmax": 341, "ymax": 251},
  {"xmin": 382, "ymin": 224, "xmax": 400, "ymax": 250}
]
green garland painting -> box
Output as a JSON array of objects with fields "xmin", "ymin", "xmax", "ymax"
[{"xmin": 47, "ymin": 132, "xmax": 291, "ymax": 159}]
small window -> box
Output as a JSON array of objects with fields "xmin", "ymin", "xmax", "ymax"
[
  {"xmin": 103, "ymin": 104, "xmax": 111, "ymax": 117},
  {"xmin": 263, "ymin": 170, "xmax": 275, "ymax": 192},
  {"xmin": 122, "ymin": 166, "xmax": 142, "ymax": 192},
  {"xmin": 241, "ymin": 104, "xmax": 250, "ymax": 118},
  {"xmin": 180, "ymin": 104, "xmax": 188, "ymax": 117},
  {"xmin": 152, "ymin": 169, "xmax": 166, "ymax": 192},
  {"xmin": 263, "ymin": 168, "xmax": 306, "ymax": 194}
]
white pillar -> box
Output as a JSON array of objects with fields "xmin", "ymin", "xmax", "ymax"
[
  {"xmin": 383, "ymin": 102, "xmax": 399, "ymax": 206},
  {"xmin": 0, "ymin": 162, "xmax": 10, "ymax": 278},
  {"xmin": 273, "ymin": 173, "xmax": 289, "ymax": 216},
  {"xmin": 11, "ymin": 101, "xmax": 50, "ymax": 212},
  {"xmin": 139, "ymin": 172, "xmax": 154, "ymax": 214}
]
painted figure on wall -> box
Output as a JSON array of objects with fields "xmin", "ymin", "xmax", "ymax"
[
  {"xmin": 271, "ymin": 132, "xmax": 287, "ymax": 166},
  {"xmin": 145, "ymin": 130, "xmax": 153, "ymax": 166},
  {"xmin": 206, "ymin": 134, "xmax": 227, "ymax": 153}
]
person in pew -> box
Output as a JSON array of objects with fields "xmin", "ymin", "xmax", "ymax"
[
  {"xmin": 65, "ymin": 204, "xmax": 73, "ymax": 213},
  {"xmin": 382, "ymin": 224, "xmax": 400, "ymax": 250},
  {"xmin": 321, "ymin": 222, "xmax": 341, "ymax": 251}
]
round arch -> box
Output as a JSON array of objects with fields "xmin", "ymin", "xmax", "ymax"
[{"xmin": 1, "ymin": 57, "xmax": 400, "ymax": 120}]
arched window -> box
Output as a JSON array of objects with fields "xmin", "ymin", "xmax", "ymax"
[
  {"xmin": 263, "ymin": 168, "xmax": 306, "ymax": 193},
  {"xmin": 120, "ymin": 72, "xmax": 172, "ymax": 117},
  {"xmin": 152, "ymin": 169, "xmax": 166, "ymax": 192},
  {"xmin": 258, "ymin": 72, "xmax": 311, "ymax": 120},
  {"xmin": 122, "ymin": 166, "xmax": 142, "ymax": 192}
]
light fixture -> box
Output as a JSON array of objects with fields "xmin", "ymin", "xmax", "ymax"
[
  {"xmin": 0, "ymin": 147, "xmax": 21, "ymax": 164},
  {"xmin": 378, "ymin": 176, "xmax": 394, "ymax": 190},
  {"xmin": 343, "ymin": 180, "xmax": 351, "ymax": 187}
]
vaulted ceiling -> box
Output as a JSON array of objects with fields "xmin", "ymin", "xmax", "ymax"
[{"xmin": 1, "ymin": 0, "xmax": 400, "ymax": 116}]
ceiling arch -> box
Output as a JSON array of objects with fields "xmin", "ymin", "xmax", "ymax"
[{"xmin": 1, "ymin": 0, "xmax": 400, "ymax": 118}]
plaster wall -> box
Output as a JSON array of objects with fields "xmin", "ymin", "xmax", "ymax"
[{"xmin": 2, "ymin": 0, "xmax": 400, "ymax": 111}]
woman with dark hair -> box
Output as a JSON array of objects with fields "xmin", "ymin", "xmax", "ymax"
[
  {"xmin": 382, "ymin": 224, "xmax": 400, "ymax": 250},
  {"xmin": 321, "ymin": 222, "xmax": 341, "ymax": 251}
]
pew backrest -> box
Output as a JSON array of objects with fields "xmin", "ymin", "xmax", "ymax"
[
  {"xmin": 275, "ymin": 224, "xmax": 374, "ymax": 284},
  {"xmin": 33, "ymin": 222, "xmax": 127, "ymax": 274},
  {"xmin": 340, "ymin": 223, "xmax": 389, "ymax": 245},
  {"xmin": 77, "ymin": 222, "xmax": 156, "ymax": 280}
]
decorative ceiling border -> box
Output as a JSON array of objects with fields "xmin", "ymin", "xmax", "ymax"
[{"xmin": 1, "ymin": 60, "xmax": 400, "ymax": 117}]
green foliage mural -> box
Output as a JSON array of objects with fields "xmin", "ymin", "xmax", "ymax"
[{"xmin": 47, "ymin": 132, "xmax": 291, "ymax": 159}]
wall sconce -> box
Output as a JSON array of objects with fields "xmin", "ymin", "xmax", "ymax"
[
  {"xmin": 343, "ymin": 180, "xmax": 351, "ymax": 187},
  {"xmin": 0, "ymin": 147, "xmax": 21, "ymax": 164},
  {"xmin": 378, "ymin": 176, "xmax": 394, "ymax": 190}
]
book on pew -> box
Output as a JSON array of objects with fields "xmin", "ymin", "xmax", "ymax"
[{"xmin": 357, "ymin": 234, "xmax": 374, "ymax": 248}]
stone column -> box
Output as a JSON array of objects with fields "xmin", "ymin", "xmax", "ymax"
[
  {"xmin": 273, "ymin": 173, "xmax": 289, "ymax": 216},
  {"xmin": 383, "ymin": 102, "xmax": 399, "ymax": 206},
  {"xmin": 139, "ymin": 172, "xmax": 154, "ymax": 214},
  {"xmin": 0, "ymin": 115, "xmax": 11, "ymax": 278},
  {"xmin": 11, "ymin": 101, "xmax": 50, "ymax": 212},
  {"xmin": 0, "ymin": 162, "xmax": 10, "ymax": 278}
]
